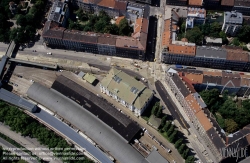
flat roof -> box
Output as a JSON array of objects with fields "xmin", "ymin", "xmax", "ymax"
[
  {"xmin": 196, "ymin": 46, "xmax": 227, "ymax": 59},
  {"xmin": 27, "ymin": 82, "xmax": 147, "ymax": 163},
  {"xmin": 146, "ymin": 150, "xmax": 169, "ymax": 163}
]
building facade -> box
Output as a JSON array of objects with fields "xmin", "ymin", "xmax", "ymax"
[
  {"xmin": 100, "ymin": 68, "xmax": 153, "ymax": 116},
  {"xmin": 222, "ymin": 11, "xmax": 243, "ymax": 36},
  {"xmin": 233, "ymin": 0, "xmax": 250, "ymax": 16},
  {"xmin": 166, "ymin": 0, "xmax": 188, "ymax": 6}
]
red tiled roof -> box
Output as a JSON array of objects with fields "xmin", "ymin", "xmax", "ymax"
[
  {"xmin": 168, "ymin": 44, "xmax": 196, "ymax": 56},
  {"xmin": 189, "ymin": 0, "xmax": 203, "ymax": 6}
]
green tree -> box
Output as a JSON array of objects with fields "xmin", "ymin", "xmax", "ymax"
[
  {"xmin": 225, "ymin": 119, "xmax": 238, "ymax": 133},
  {"xmin": 185, "ymin": 155, "xmax": 195, "ymax": 163},
  {"xmin": 16, "ymin": 15, "xmax": 27, "ymax": 27},
  {"xmin": 174, "ymin": 138, "xmax": 183, "ymax": 148},
  {"xmin": 169, "ymin": 130, "xmax": 177, "ymax": 143},
  {"xmin": 219, "ymin": 31, "xmax": 228, "ymax": 44},
  {"xmin": 209, "ymin": 22, "xmax": 222, "ymax": 37},
  {"xmin": 163, "ymin": 121, "xmax": 171, "ymax": 132},
  {"xmin": 237, "ymin": 25, "xmax": 250, "ymax": 43},
  {"xmin": 178, "ymin": 144, "xmax": 186, "ymax": 154},
  {"xmin": 156, "ymin": 106, "xmax": 162, "ymax": 118},
  {"xmin": 95, "ymin": 19, "xmax": 108, "ymax": 33},
  {"xmin": 166, "ymin": 125, "xmax": 174, "ymax": 136},
  {"xmin": 151, "ymin": 102, "xmax": 160, "ymax": 116},
  {"xmin": 182, "ymin": 148, "xmax": 190, "ymax": 159},
  {"xmin": 118, "ymin": 18, "xmax": 133, "ymax": 36},
  {"xmin": 185, "ymin": 27, "xmax": 203, "ymax": 45},
  {"xmin": 231, "ymin": 37, "xmax": 240, "ymax": 46},
  {"xmin": 160, "ymin": 115, "xmax": 167, "ymax": 127},
  {"xmin": 199, "ymin": 89, "xmax": 220, "ymax": 110},
  {"xmin": 104, "ymin": 24, "xmax": 119, "ymax": 35}
]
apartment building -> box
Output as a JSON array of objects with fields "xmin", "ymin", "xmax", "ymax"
[
  {"xmin": 48, "ymin": 0, "xmax": 70, "ymax": 27},
  {"xmin": 188, "ymin": 0, "xmax": 203, "ymax": 6},
  {"xmin": 165, "ymin": 68, "xmax": 250, "ymax": 162},
  {"xmin": 186, "ymin": 7, "xmax": 206, "ymax": 28},
  {"xmin": 43, "ymin": 20, "xmax": 147, "ymax": 60},
  {"xmin": 222, "ymin": 11, "xmax": 243, "ymax": 36},
  {"xmin": 166, "ymin": 0, "xmax": 188, "ymax": 6},
  {"xmin": 233, "ymin": 0, "xmax": 250, "ymax": 16},
  {"xmin": 161, "ymin": 8, "xmax": 250, "ymax": 72},
  {"xmin": 100, "ymin": 68, "xmax": 153, "ymax": 116}
]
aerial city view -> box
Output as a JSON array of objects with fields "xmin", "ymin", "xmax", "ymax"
[{"xmin": 1, "ymin": 0, "xmax": 250, "ymax": 163}]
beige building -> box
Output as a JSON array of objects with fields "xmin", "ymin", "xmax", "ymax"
[{"xmin": 100, "ymin": 68, "xmax": 153, "ymax": 116}]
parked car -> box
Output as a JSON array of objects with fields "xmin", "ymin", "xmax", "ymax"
[{"xmin": 47, "ymin": 52, "xmax": 52, "ymax": 55}]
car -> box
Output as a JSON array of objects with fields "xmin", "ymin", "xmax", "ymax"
[
  {"xmin": 47, "ymin": 52, "xmax": 52, "ymax": 55},
  {"xmin": 172, "ymin": 160, "xmax": 176, "ymax": 163},
  {"xmin": 17, "ymin": 75, "xmax": 22, "ymax": 78},
  {"xmin": 167, "ymin": 148, "xmax": 171, "ymax": 153},
  {"xmin": 30, "ymin": 80, "xmax": 34, "ymax": 83},
  {"xmin": 152, "ymin": 90, "xmax": 156, "ymax": 94},
  {"xmin": 9, "ymin": 82, "xmax": 14, "ymax": 85},
  {"xmin": 14, "ymin": 84, "xmax": 18, "ymax": 87}
]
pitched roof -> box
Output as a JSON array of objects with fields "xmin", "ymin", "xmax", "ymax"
[
  {"xmin": 226, "ymin": 49, "xmax": 249, "ymax": 62},
  {"xmin": 116, "ymin": 16, "xmax": 125, "ymax": 25},
  {"xmin": 221, "ymin": 0, "xmax": 235, "ymax": 6},
  {"xmin": 195, "ymin": 110, "xmax": 213, "ymax": 131},
  {"xmin": 185, "ymin": 94, "xmax": 202, "ymax": 114},
  {"xmin": 98, "ymin": 35, "xmax": 116, "ymax": 45},
  {"xmin": 221, "ymin": 72, "xmax": 241, "ymax": 87},
  {"xmin": 114, "ymin": 1, "xmax": 127, "ymax": 10},
  {"xmin": 133, "ymin": 18, "xmax": 148, "ymax": 34},
  {"xmin": 189, "ymin": 0, "xmax": 203, "ymax": 6},
  {"xmin": 234, "ymin": 0, "xmax": 250, "ymax": 7},
  {"xmin": 183, "ymin": 72, "xmax": 204, "ymax": 83},
  {"xmin": 162, "ymin": 19, "xmax": 171, "ymax": 46},
  {"xmin": 168, "ymin": 44, "xmax": 196, "ymax": 56},
  {"xmin": 98, "ymin": 0, "xmax": 116, "ymax": 8},
  {"xmin": 116, "ymin": 36, "xmax": 145, "ymax": 50},
  {"xmin": 101, "ymin": 68, "xmax": 153, "ymax": 110}
]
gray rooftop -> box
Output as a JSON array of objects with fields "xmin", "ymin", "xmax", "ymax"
[
  {"xmin": 48, "ymin": 0, "xmax": 67, "ymax": 24},
  {"xmin": 146, "ymin": 150, "xmax": 169, "ymax": 163},
  {"xmin": 27, "ymin": 83, "xmax": 148, "ymax": 163},
  {"xmin": 0, "ymin": 88, "xmax": 36, "ymax": 112},
  {"xmin": 205, "ymin": 37, "xmax": 222, "ymax": 44},
  {"xmin": 224, "ymin": 11, "xmax": 243, "ymax": 24},
  {"xmin": 0, "ymin": 56, "xmax": 7, "ymax": 77},
  {"xmin": 193, "ymin": 92, "xmax": 207, "ymax": 108},
  {"xmin": 196, "ymin": 46, "xmax": 227, "ymax": 59}
]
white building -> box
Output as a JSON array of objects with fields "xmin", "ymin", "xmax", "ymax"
[
  {"xmin": 100, "ymin": 68, "xmax": 153, "ymax": 116},
  {"xmin": 222, "ymin": 11, "xmax": 243, "ymax": 36},
  {"xmin": 186, "ymin": 8, "xmax": 206, "ymax": 29}
]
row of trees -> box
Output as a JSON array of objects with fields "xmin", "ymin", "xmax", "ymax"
[
  {"xmin": 150, "ymin": 102, "xmax": 195, "ymax": 162},
  {"xmin": 0, "ymin": 101, "xmax": 93, "ymax": 163},
  {"xmin": 160, "ymin": 119, "xmax": 195, "ymax": 162},
  {"xmin": 69, "ymin": 10, "xmax": 133, "ymax": 36},
  {"xmin": 199, "ymin": 89, "xmax": 250, "ymax": 133}
]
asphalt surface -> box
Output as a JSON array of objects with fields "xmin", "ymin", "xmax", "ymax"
[
  {"xmin": 32, "ymin": 109, "xmax": 113, "ymax": 163},
  {"xmin": 155, "ymin": 80, "xmax": 190, "ymax": 129},
  {"xmin": 0, "ymin": 137, "xmax": 39, "ymax": 163}
]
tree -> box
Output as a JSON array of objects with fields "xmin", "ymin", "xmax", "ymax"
[
  {"xmin": 163, "ymin": 121, "xmax": 171, "ymax": 132},
  {"xmin": 237, "ymin": 25, "xmax": 250, "ymax": 43},
  {"xmin": 104, "ymin": 24, "xmax": 119, "ymax": 35},
  {"xmin": 118, "ymin": 18, "xmax": 133, "ymax": 36},
  {"xmin": 182, "ymin": 148, "xmax": 190, "ymax": 159},
  {"xmin": 175, "ymin": 138, "xmax": 183, "ymax": 148},
  {"xmin": 225, "ymin": 119, "xmax": 238, "ymax": 133},
  {"xmin": 185, "ymin": 155, "xmax": 195, "ymax": 163},
  {"xmin": 178, "ymin": 144, "xmax": 186, "ymax": 154},
  {"xmin": 209, "ymin": 22, "xmax": 222, "ymax": 37},
  {"xmin": 169, "ymin": 130, "xmax": 177, "ymax": 143},
  {"xmin": 219, "ymin": 31, "xmax": 228, "ymax": 45},
  {"xmin": 166, "ymin": 124, "xmax": 174, "ymax": 136},
  {"xmin": 151, "ymin": 102, "xmax": 160, "ymax": 116},
  {"xmin": 231, "ymin": 37, "xmax": 240, "ymax": 46},
  {"xmin": 199, "ymin": 89, "xmax": 220, "ymax": 110},
  {"xmin": 16, "ymin": 15, "xmax": 27, "ymax": 27},
  {"xmin": 156, "ymin": 106, "xmax": 162, "ymax": 118},
  {"xmin": 160, "ymin": 115, "xmax": 167, "ymax": 127},
  {"xmin": 185, "ymin": 27, "xmax": 203, "ymax": 45}
]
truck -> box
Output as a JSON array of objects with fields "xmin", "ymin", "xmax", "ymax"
[{"xmin": 175, "ymin": 64, "xmax": 183, "ymax": 69}]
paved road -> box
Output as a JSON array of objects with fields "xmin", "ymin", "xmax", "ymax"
[
  {"xmin": 33, "ymin": 109, "xmax": 113, "ymax": 163},
  {"xmin": 155, "ymin": 80, "xmax": 190, "ymax": 129},
  {"xmin": 0, "ymin": 137, "xmax": 39, "ymax": 163}
]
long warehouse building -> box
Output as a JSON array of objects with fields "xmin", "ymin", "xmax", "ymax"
[{"xmin": 27, "ymin": 82, "xmax": 148, "ymax": 163}]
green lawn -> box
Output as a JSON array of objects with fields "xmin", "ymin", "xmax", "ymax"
[{"xmin": 17, "ymin": 160, "xmax": 28, "ymax": 163}]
